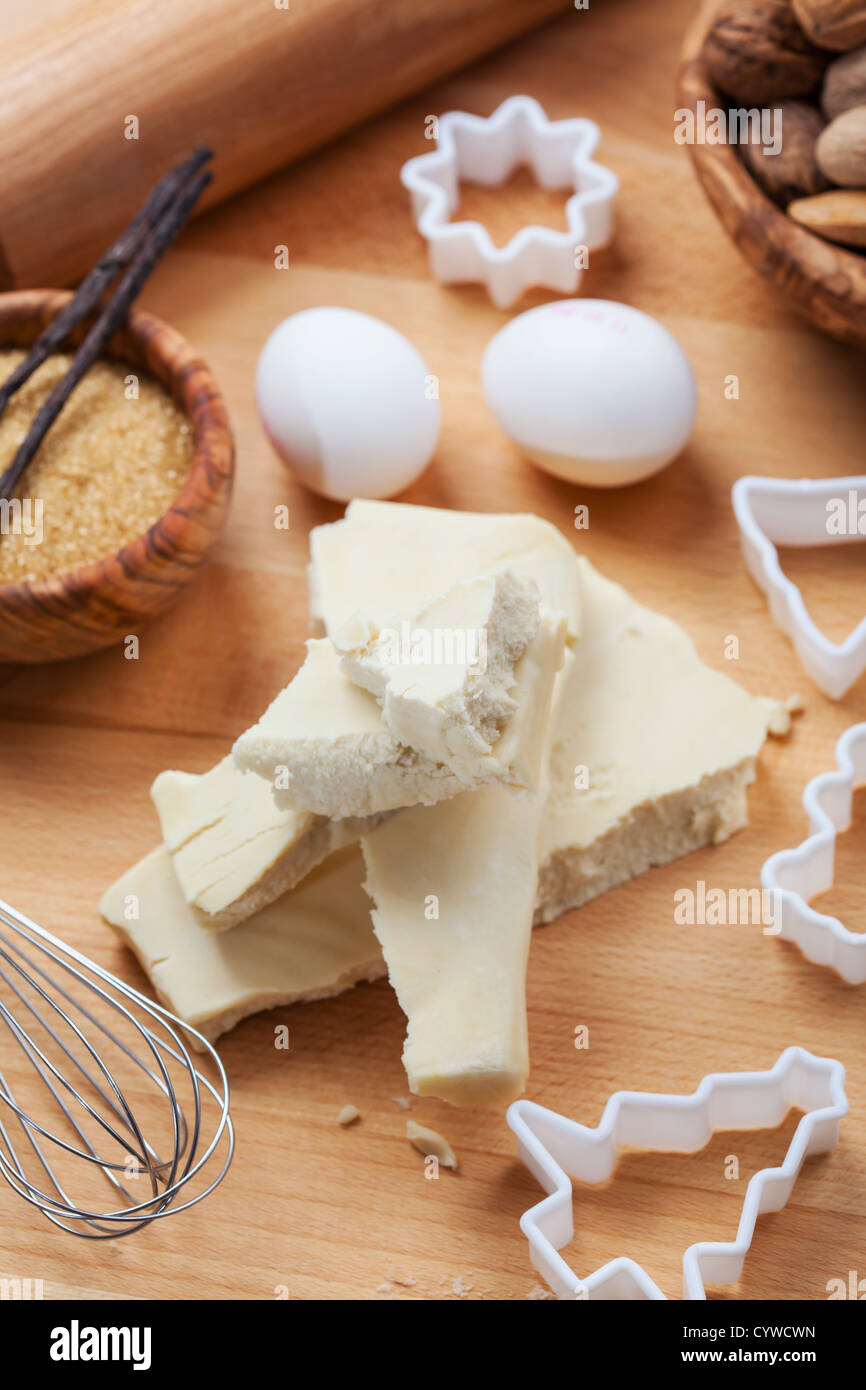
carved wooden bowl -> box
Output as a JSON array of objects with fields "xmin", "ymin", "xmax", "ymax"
[
  {"xmin": 677, "ymin": 3, "xmax": 866, "ymax": 351},
  {"xmin": 0, "ymin": 290, "xmax": 234, "ymax": 662}
]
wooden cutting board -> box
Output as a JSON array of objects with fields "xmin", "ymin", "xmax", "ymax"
[{"xmin": 0, "ymin": 0, "xmax": 864, "ymax": 1301}]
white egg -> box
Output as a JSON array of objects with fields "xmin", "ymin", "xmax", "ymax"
[
  {"xmin": 482, "ymin": 299, "xmax": 698, "ymax": 487},
  {"xmin": 256, "ymin": 306, "xmax": 440, "ymax": 501}
]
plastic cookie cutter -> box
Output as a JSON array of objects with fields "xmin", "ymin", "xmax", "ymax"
[
  {"xmin": 732, "ymin": 474, "xmax": 866, "ymax": 700},
  {"xmin": 762, "ymin": 723, "xmax": 866, "ymax": 984},
  {"xmin": 400, "ymin": 94, "xmax": 618, "ymax": 309},
  {"xmin": 507, "ymin": 1046, "xmax": 848, "ymax": 1300}
]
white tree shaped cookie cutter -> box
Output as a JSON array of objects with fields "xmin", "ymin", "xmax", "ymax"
[
  {"xmin": 762, "ymin": 722, "xmax": 866, "ymax": 984},
  {"xmin": 507, "ymin": 1047, "xmax": 848, "ymax": 1300},
  {"xmin": 400, "ymin": 95, "xmax": 618, "ymax": 309},
  {"xmin": 732, "ymin": 474, "xmax": 866, "ymax": 700}
]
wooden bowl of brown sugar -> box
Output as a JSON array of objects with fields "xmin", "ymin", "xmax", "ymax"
[{"xmin": 0, "ymin": 289, "xmax": 234, "ymax": 662}]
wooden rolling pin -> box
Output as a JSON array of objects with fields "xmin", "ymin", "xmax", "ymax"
[{"xmin": 0, "ymin": 0, "xmax": 575, "ymax": 289}]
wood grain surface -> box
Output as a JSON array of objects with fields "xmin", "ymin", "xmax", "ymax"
[{"xmin": 0, "ymin": 0, "xmax": 864, "ymax": 1301}]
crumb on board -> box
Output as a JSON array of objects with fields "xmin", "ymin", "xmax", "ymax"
[
  {"xmin": 374, "ymin": 1271, "xmax": 494, "ymax": 1300},
  {"xmin": 406, "ymin": 1119, "xmax": 458, "ymax": 1170},
  {"xmin": 337, "ymin": 1104, "xmax": 360, "ymax": 1126},
  {"xmin": 374, "ymin": 1277, "xmax": 423, "ymax": 1300},
  {"xmin": 526, "ymin": 1282, "xmax": 556, "ymax": 1300},
  {"xmin": 767, "ymin": 693, "xmax": 805, "ymax": 737},
  {"xmin": 391, "ymin": 1096, "xmax": 412, "ymax": 1110}
]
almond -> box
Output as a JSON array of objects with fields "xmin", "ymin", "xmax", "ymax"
[
  {"xmin": 815, "ymin": 102, "xmax": 866, "ymax": 179},
  {"xmin": 793, "ymin": 0, "xmax": 866, "ymax": 51},
  {"xmin": 788, "ymin": 187, "xmax": 866, "ymax": 242},
  {"xmin": 703, "ymin": 0, "xmax": 828, "ymax": 104}
]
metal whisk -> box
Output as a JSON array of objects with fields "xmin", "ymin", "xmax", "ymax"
[{"xmin": 0, "ymin": 897, "xmax": 233, "ymax": 1238}]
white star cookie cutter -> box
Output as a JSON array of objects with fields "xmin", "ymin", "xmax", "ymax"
[
  {"xmin": 400, "ymin": 95, "xmax": 618, "ymax": 309},
  {"xmin": 507, "ymin": 1047, "xmax": 847, "ymax": 1300},
  {"xmin": 732, "ymin": 475, "xmax": 866, "ymax": 700},
  {"xmin": 762, "ymin": 723, "xmax": 866, "ymax": 984}
]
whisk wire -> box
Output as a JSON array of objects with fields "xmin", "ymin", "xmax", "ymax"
[
  {"xmin": 1, "ymin": 927, "xmax": 194, "ymax": 1188},
  {"xmin": 0, "ymin": 895, "xmax": 233, "ymax": 1237},
  {"xmin": 0, "ymin": 973, "xmax": 159, "ymax": 1176},
  {"xmin": 16, "ymin": 937, "xmax": 193, "ymax": 1163}
]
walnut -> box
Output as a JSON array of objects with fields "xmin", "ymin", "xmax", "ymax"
[
  {"xmin": 740, "ymin": 101, "xmax": 833, "ymax": 203},
  {"xmin": 793, "ymin": 0, "xmax": 866, "ymax": 52},
  {"xmin": 703, "ymin": 0, "xmax": 829, "ymax": 104}
]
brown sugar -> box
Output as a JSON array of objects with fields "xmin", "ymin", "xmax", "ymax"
[{"xmin": 0, "ymin": 350, "xmax": 193, "ymax": 584}]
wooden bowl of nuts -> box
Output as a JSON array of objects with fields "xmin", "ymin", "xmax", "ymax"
[
  {"xmin": 678, "ymin": 0, "xmax": 866, "ymax": 349},
  {"xmin": 0, "ymin": 289, "xmax": 234, "ymax": 663}
]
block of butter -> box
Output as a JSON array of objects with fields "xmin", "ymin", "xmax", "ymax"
[
  {"xmin": 362, "ymin": 782, "xmax": 542, "ymax": 1107},
  {"xmin": 234, "ymin": 602, "xmax": 567, "ymax": 818},
  {"xmin": 100, "ymin": 845, "xmax": 384, "ymax": 1046},
  {"xmin": 101, "ymin": 503, "xmax": 793, "ymax": 1078},
  {"xmin": 151, "ymin": 755, "xmax": 374, "ymax": 933},
  {"xmin": 103, "ymin": 562, "xmax": 789, "ymax": 1057},
  {"xmin": 233, "ymin": 639, "xmax": 464, "ymax": 818},
  {"xmin": 309, "ymin": 499, "xmax": 582, "ymax": 640},
  {"xmin": 337, "ymin": 569, "xmax": 548, "ymax": 783},
  {"xmin": 361, "ymin": 615, "xmax": 564, "ymax": 1108},
  {"xmin": 535, "ymin": 558, "xmax": 793, "ymax": 923}
]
